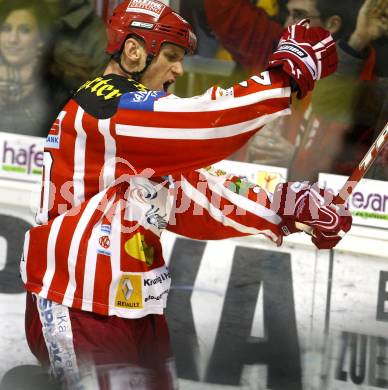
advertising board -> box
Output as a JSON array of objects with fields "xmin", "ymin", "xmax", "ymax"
[
  {"xmin": 319, "ymin": 173, "xmax": 388, "ymax": 229},
  {"xmin": 0, "ymin": 132, "xmax": 44, "ymax": 183},
  {"xmin": 0, "ymin": 154, "xmax": 387, "ymax": 390}
]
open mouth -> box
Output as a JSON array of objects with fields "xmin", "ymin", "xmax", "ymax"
[{"xmin": 163, "ymin": 80, "xmax": 175, "ymax": 92}]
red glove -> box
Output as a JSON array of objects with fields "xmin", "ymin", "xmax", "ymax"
[
  {"xmin": 267, "ymin": 19, "xmax": 337, "ymax": 98},
  {"xmin": 273, "ymin": 182, "xmax": 352, "ymax": 249}
]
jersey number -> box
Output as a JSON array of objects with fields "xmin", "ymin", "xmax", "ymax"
[{"xmin": 239, "ymin": 71, "xmax": 272, "ymax": 87}]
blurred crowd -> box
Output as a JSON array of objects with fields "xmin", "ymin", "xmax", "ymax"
[
  {"xmin": 181, "ymin": 0, "xmax": 388, "ymax": 181},
  {"xmin": 0, "ymin": 0, "xmax": 386, "ymax": 181},
  {"xmin": 0, "ymin": 0, "xmax": 109, "ymax": 138}
]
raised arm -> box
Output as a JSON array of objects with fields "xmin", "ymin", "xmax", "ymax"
[
  {"xmin": 113, "ymin": 68, "xmax": 292, "ymax": 177},
  {"xmin": 166, "ymin": 168, "xmax": 352, "ymax": 249},
  {"xmin": 166, "ymin": 167, "xmax": 283, "ymax": 243}
]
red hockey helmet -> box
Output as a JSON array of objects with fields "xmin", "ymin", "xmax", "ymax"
[{"xmin": 106, "ymin": 0, "xmax": 197, "ymax": 56}]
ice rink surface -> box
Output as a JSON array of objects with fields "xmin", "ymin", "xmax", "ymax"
[{"xmin": 1, "ymin": 227, "xmax": 388, "ymax": 390}]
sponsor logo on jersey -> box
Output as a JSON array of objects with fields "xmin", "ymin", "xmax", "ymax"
[
  {"xmin": 100, "ymin": 224, "xmax": 112, "ymax": 234},
  {"xmin": 143, "ymin": 270, "xmax": 170, "ymax": 287},
  {"xmin": 50, "ymin": 119, "xmax": 60, "ymax": 136},
  {"xmin": 119, "ymin": 90, "xmax": 164, "ymax": 111},
  {"xmin": 132, "ymin": 82, "xmax": 148, "ymax": 92},
  {"xmin": 144, "ymin": 289, "xmax": 169, "ymax": 303},
  {"xmin": 98, "ymin": 225, "xmax": 112, "ymax": 255},
  {"xmin": 115, "ymin": 274, "xmax": 143, "ymax": 309},
  {"xmin": 77, "ymin": 77, "xmax": 122, "ymax": 100},
  {"xmin": 215, "ymin": 87, "xmax": 233, "ymax": 99},
  {"xmin": 99, "ymin": 235, "xmax": 111, "ymax": 249},
  {"xmin": 126, "ymin": 0, "xmax": 166, "ymax": 19},
  {"xmin": 146, "ymin": 205, "xmax": 167, "ymax": 230},
  {"xmin": 124, "ymin": 232, "xmax": 154, "ymax": 266},
  {"xmin": 46, "ymin": 111, "xmax": 66, "ymax": 149}
]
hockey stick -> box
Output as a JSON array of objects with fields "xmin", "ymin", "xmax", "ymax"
[
  {"xmin": 295, "ymin": 121, "xmax": 388, "ymax": 232},
  {"xmin": 332, "ymin": 121, "xmax": 388, "ymax": 205}
]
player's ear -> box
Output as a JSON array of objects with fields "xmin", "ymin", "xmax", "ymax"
[
  {"xmin": 122, "ymin": 37, "xmax": 145, "ymax": 63},
  {"xmin": 323, "ymin": 15, "xmax": 342, "ymax": 36}
]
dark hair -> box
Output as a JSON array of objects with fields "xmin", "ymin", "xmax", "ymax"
[
  {"xmin": 0, "ymin": 0, "xmax": 54, "ymax": 44},
  {"xmin": 315, "ymin": 0, "xmax": 363, "ymax": 40}
]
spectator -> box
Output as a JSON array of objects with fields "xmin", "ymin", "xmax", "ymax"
[
  {"xmin": 204, "ymin": 0, "xmax": 385, "ymax": 182},
  {"xmin": 358, "ymin": 30, "xmax": 388, "ymax": 180},
  {"xmin": 204, "ymin": 0, "xmax": 362, "ymax": 73},
  {"xmin": 289, "ymin": 0, "xmax": 386, "ymax": 180},
  {"xmin": 46, "ymin": 0, "xmax": 110, "ymax": 95},
  {"xmin": 0, "ymin": 0, "xmax": 55, "ymax": 137},
  {"xmin": 204, "ymin": 0, "xmax": 282, "ymax": 73},
  {"xmin": 180, "ymin": 0, "xmax": 219, "ymax": 58}
]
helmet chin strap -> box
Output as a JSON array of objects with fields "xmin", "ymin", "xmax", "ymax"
[{"xmin": 113, "ymin": 52, "xmax": 154, "ymax": 83}]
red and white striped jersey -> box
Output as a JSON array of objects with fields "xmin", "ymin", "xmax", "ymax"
[{"xmin": 22, "ymin": 70, "xmax": 290, "ymax": 318}]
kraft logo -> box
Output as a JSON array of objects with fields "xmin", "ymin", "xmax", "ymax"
[{"xmin": 2, "ymin": 141, "xmax": 43, "ymax": 175}]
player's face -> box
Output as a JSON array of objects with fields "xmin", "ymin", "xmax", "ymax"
[
  {"xmin": 140, "ymin": 43, "xmax": 185, "ymax": 92},
  {"xmin": 284, "ymin": 0, "xmax": 322, "ymax": 27},
  {"xmin": 0, "ymin": 9, "xmax": 42, "ymax": 67}
]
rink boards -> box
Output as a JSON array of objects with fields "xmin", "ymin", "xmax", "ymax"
[{"xmin": 0, "ymin": 133, "xmax": 387, "ymax": 389}]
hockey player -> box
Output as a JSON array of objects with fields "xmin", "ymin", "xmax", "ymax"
[{"xmin": 21, "ymin": 1, "xmax": 351, "ymax": 389}]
